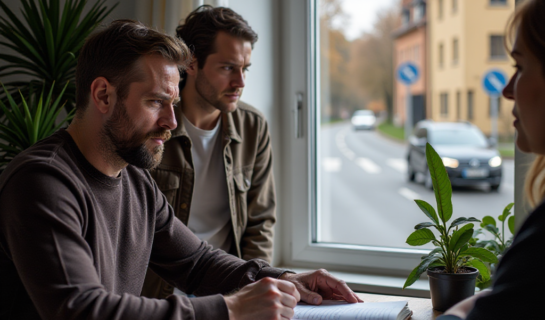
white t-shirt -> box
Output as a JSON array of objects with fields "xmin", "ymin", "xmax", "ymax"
[{"xmin": 183, "ymin": 115, "xmax": 232, "ymax": 252}]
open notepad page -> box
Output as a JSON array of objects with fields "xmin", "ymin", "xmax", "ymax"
[{"xmin": 293, "ymin": 300, "xmax": 412, "ymax": 320}]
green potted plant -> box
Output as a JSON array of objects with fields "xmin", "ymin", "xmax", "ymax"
[
  {"xmin": 0, "ymin": 82, "xmax": 73, "ymax": 170},
  {"xmin": 402, "ymin": 143, "xmax": 498, "ymax": 311},
  {"xmin": 471, "ymin": 202, "xmax": 515, "ymax": 289},
  {"xmin": 0, "ymin": 0, "xmax": 117, "ymax": 107}
]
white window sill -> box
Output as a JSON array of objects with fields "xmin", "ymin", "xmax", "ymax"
[{"xmin": 281, "ymin": 267, "xmax": 431, "ymax": 298}]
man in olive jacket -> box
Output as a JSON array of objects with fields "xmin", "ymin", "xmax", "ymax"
[{"xmin": 141, "ymin": 5, "xmax": 276, "ymax": 298}]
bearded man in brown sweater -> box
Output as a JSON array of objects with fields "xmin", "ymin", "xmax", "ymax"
[{"xmin": 0, "ymin": 20, "xmax": 361, "ymax": 320}]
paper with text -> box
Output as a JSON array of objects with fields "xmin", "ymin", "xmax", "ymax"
[{"xmin": 293, "ymin": 300, "xmax": 412, "ymax": 320}]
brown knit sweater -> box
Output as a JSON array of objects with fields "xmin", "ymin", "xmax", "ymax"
[{"xmin": 0, "ymin": 129, "xmax": 284, "ymax": 320}]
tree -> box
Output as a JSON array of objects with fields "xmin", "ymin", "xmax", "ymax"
[{"xmin": 350, "ymin": 7, "xmax": 400, "ymax": 123}]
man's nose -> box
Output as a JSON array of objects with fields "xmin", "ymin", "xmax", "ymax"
[
  {"xmin": 231, "ymin": 69, "xmax": 246, "ymax": 88},
  {"xmin": 158, "ymin": 103, "xmax": 177, "ymax": 130}
]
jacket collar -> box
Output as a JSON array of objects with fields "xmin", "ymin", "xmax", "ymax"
[{"xmin": 170, "ymin": 101, "xmax": 242, "ymax": 143}]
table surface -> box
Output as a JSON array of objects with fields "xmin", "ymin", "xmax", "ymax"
[{"xmin": 355, "ymin": 293, "xmax": 443, "ymax": 320}]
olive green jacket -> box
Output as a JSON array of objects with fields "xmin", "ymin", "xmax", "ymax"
[{"xmin": 141, "ymin": 101, "xmax": 276, "ymax": 299}]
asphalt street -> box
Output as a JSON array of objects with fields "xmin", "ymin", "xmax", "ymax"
[{"xmin": 317, "ymin": 122, "xmax": 515, "ymax": 249}]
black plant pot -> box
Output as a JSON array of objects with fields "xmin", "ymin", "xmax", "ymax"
[{"xmin": 427, "ymin": 266, "xmax": 479, "ymax": 312}]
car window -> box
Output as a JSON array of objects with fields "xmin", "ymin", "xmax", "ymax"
[
  {"xmin": 429, "ymin": 127, "xmax": 488, "ymax": 147},
  {"xmin": 416, "ymin": 128, "xmax": 427, "ymax": 139}
]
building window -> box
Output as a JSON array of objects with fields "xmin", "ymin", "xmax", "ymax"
[
  {"xmin": 439, "ymin": 0, "xmax": 444, "ymax": 19},
  {"xmin": 439, "ymin": 43, "xmax": 444, "ymax": 67},
  {"xmin": 456, "ymin": 91, "xmax": 461, "ymax": 120},
  {"xmin": 490, "ymin": 0, "xmax": 508, "ymax": 5},
  {"xmin": 453, "ymin": 38, "xmax": 459, "ymax": 64},
  {"xmin": 490, "ymin": 35, "xmax": 507, "ymax": 59},
  {"xmin": 402, "ymin": 8, "xmax": 410, "ymax": 26},
  {"xmin": 452, "ymin": 0, "xmax": 458, "ymax": 13},
  {"xmin": 414, "ymin": 2, "xmax": 426, "ymax": 22},
  {"xmin": 440, "ymin": 92, "xmax": 449, "ymax": 117},
  {"xmin": 467, "ymin": 90, "xmax": 474, "ymax": 120}
]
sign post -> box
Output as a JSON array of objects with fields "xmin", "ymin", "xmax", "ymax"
[
  {"xmin": 397, "ymin": 62, "xmax": 420, "ymax": 141},
  {"xmin": 482, "ymin": 69, "xmax": 508, "ymax": 145}
]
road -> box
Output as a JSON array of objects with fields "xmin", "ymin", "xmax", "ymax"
[{"xmin": 318, "ymin": 122, "xmax": 515, "ymax": 249}]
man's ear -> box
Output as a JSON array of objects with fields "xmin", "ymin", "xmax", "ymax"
[
  {"xmin": 185, "ymin": 56, "xmax": 198, "ymax": 76},
  {"xmin": 90, "ymin": 77, "xmax": 115, "ymax": 114}
]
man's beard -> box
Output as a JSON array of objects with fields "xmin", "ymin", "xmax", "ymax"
[
  {"xmin": 101, "ymin": 101, "xmax": 171, "ymax": 170},
  {"xmin": 195, "ymin": 71, "xmax": 241, "ymax": 113}
]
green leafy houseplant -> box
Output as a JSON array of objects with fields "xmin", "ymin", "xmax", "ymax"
[
  {"xmin": 0, "ymin": 0, "xmax": 117, "ymax": 107},
  {"xmin": 471, "ymin": 202, "xmax": 515, "ymax": 289},
  {"xmin": 0, "ymin": 82, "xmax": 74, "ymax": 169},
  {"xmin": 403, "ymin": 143, "xmax": 498, "ymax": 290}
]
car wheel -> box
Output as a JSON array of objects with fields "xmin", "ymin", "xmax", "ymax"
[
  {"xmin": 490, "ymin": 184, "xmax": 500, "ymax": 192},
  {"xmin": 407, "ymin": 161, "xmax": 415, "ymax": 182},
  {"xmin": 425, "ymin": 170, "xmax": 434, "ymax": 190}
]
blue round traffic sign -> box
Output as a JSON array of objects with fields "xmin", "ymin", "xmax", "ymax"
[
  {"xmin": 482, "ymin": 69, "xmax": 508, "ymax": 97},
  {"xmin": 397, "ymin": 62, "xmax": 420, "ymax": 86}
]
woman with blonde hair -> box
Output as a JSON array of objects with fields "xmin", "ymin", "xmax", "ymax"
[{"xmin": 437, "ymin": 0, "xmax": 545, "ymax": 319}]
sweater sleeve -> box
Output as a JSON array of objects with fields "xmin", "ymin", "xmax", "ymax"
[{"xmin": 0, "ymin": 164, "xmax": 286, "ymax": 320}]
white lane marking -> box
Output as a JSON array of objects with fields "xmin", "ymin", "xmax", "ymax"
[
  {"xmin": 387, "ymin": 158, "xmax": 407, "ymax": 173},
  {"xmin": 356, "ymin": 158, "xmax": 382, "ymax": 174},
  {"xmin": 322, "ymin": 157, "xmax": 342, "ymax": 172},
  {"xmin": 399, "ymin": 187, "xmax": 421, "ymax": 201},
  {"xmin": 335, "ymin": 129, "xmax": 356, "ymax": 160}
]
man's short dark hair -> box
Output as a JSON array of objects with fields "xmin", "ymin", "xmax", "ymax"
[
  {"xmin": 176, "ymin": 5, "xmax": 258, "ymax": 88},
  {"xmin": 76, "ymin": 19, "xmax": 190, "ymax": 111}
]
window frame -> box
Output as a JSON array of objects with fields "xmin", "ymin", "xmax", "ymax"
[{"xmin": 279, "ymin": 0, "xmax": 525, "ymax": 280}]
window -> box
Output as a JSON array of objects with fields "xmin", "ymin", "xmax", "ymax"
[
  {"xmin": 440, "ymin": 92, "xmax": 449, "ymax": 116},
  {"xmin": 439, "ymin": 0, "xmax": 444, "ymax": 19},
  {"xmin": 414, "ymin": 2, "xmax": 426, "ymax": 22},
  {"xmin": 280, "ymin": 0, "xmax": 516, "ymax": 281},
  {"xmin": 467, "ymin": 90, "xmax": 474, "ymax": 120},
  {"xmin": 452, "ymin": 0, "xmax": 458, "ymax": 13},
  {"xmin": 439, "ymin": 43, "xmax": 444, "ymax": 67},
  {"xmin": 456, "ymin": 91, "xmax": 461, "ymax": 120},
  {"xmin": 490, "ymin": 0, "xmax": 508, "ymax": 5},
  {"xmin": 402, "ymin": 8, "xmax": 410, "ymax": 26},
  {"xmin": 490, "ymin": 35, "xmax": 507, "ymax": 59},
  {"xmin": 452, "ymin": 38, "xmax": 459, "ymax": 64}
]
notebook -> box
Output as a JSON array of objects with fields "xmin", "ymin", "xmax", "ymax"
[{"xmin": 293, "ymin": 300, "xmax": 412, "ymax": 320}]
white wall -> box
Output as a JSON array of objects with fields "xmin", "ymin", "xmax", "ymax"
[{"xmin": 227, "ymin": 0, "xmax": 283, "ymax": 266}]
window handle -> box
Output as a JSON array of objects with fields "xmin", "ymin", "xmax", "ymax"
[{"xmin": 295, "ymin": 92, "xmax": 304, "ymax": 139}]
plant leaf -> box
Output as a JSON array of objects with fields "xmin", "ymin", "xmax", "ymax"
[
  {"xmin": 406, "ymin": 229, "xmax": 436, "ymax": 246},
  {"xmin": 481, "ymin": 216, "xmax": 496, "ymax": 228},
  {"xmin": 425, "ymin": 143, "xmax": 453, "ymax": 223},
  {"xmin": 468, "ymin": 259, "xmax": 490, "ymax": 282},
  {"xmin": 415, "ymin": 222, "xmax": 435, "ymax": 230},
  {"xmin": 508, "ymin": 215, "xmax": 515, "ymax": 234},
  {"xmin": 460, "ymin": 247, "xmax": 498, "ymax": 263},
  {"xmin": 450, "ymin": 224, "xmax": 474, "ymax": 252},
  {"xmin": 499, "ymin": 202, "xmax": 515, "ymax": 222},
  {"xmin": 483, "ymin": 224, "xmax": 500, "ymax": 237},
  {"xmin": 403, "ymin": 255, "xmax": 439, "ymax": 289},
  {"xmin": 414, "ymin": 199, "xmax": 439, "ymax": 225}
]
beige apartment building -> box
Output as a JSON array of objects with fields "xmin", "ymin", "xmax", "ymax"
[
  {"xmin": 393, "ymin": 0, "xmax": 428, "ymax": 127},
  {"xmin": 427, "ymin": 0, "xmax": 515, "ymax": 139}
]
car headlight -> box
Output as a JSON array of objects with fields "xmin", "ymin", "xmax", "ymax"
[
  {"xmin": 442, "ymin": 157, "xmax": 459, "ymax": 168},
  {"xmin": 489, "ymin": 156, "xmax": 502, "ymax": 167}
]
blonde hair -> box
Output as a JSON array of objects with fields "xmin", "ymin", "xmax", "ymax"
[
  {"xmin": 507, "ymin": 0, "xmax": 545, "ymax": 207},
  {"xmin": 525, "ymin": 156, "xmax": 545, "ymax": 207}
]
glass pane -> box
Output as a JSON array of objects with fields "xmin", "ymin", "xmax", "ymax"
[{"xmin": 316, "ymin": 0, "xmax": 515, "ymax": 249}]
